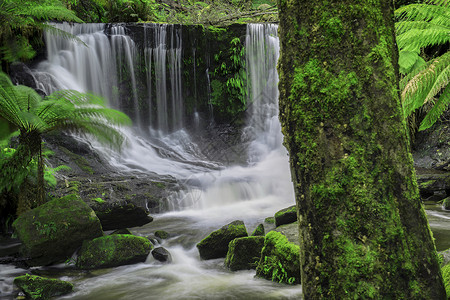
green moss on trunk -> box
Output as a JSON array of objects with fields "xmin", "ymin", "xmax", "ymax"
[{"xmin": 277, "ymin": 0, "xmax": 445, "ymax": 298}]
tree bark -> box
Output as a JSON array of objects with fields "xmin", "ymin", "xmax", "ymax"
[{"xmin": 277, "ymin": 0, "xmax": 446, "ymax": 298}]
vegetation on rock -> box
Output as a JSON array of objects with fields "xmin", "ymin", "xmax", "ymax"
[
  {"xmin": 255, "ymin": 231, "xmax": 300, "ymax": 285},
  {"xmin": 14, "ymin": 274, "xmax": 73, "ymax": 300},
  {"xmin": 225, "ymin": 236, "xmax": 264, "ymax": 271},
  {"xmin": 76, "ymin": 234, "xmax": 153, "ymax": 269}
]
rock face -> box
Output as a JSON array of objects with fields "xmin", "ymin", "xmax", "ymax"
[
  {"xmin": 196, "ymin": 220, "xmax": 248, "ymax": 260},
  {"xmin": 274, "ymin": 205, "xmax": 297, "ymax": 227},
  {"xmin": 251, "ymin": 224, "xmax": 265, "ymax": 236},
  {"xmin": 12, "ymin": 194, "xmax": 103, "ymax": 266},
  {"xmin": 256, "ymin": 231, "xmax": 300, "ymax": 285},
  {"xmin": 152, "ymin": 247, "xmax": 172, "ymax": 263},
  {"xmin": 76, "ymin": 234, "xmax": 152, "ymax": 269},
  {"xmin": 225, "ymin": 236, "xmax": 265, "ymax": 271},
  {"xmin": 14, "ymin": 274, "xmax": 73, "ymax": 300}
]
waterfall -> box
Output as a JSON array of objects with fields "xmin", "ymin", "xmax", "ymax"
[
  {"xmin": 244, "ymin": 24, "xmax": 282, "ymax": 163},
  {"xmin": 32, "ymin": 22, "xmax": 293, "ymax": 211}
]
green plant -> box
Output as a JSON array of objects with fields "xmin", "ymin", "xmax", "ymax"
[
  {"xmin": 0, "ymin": 72, "xmax": 131, "ymax": 209},
  {"xmin": 0, "ymin": 0, "xmax": 82, "ymax": 65},
  {"xmin": 395, "ymin": 0, "xmax": 450, "ymax": 131}
]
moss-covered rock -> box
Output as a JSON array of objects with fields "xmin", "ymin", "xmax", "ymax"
[
  {"xmin": 273, "ymin": 222, "xmax": 300, "ymax": 246},
  {"xmin": 274, "ymin": 205, "xmax": 297, "ymax": 227},
  {"xmin": 12, "ymin": 194, "xmax": 103, "ymax": 266},
  {"xmin": 442, "ymin": 264, "xmax": 450, "ymax": 297},
  {"xmin": 76, "ymin": 234, "xmax": 152, "ymax": 269},
  {"xmin": 225, "ymin": 236, "xmax": 265, "ymax": 271},
  {"xmin": 255, "ymin": 231, "xmax": 300, "ymax": 285},
  {"xmin": 155, "ymin": 230, "xmax": 169, "ymax": 240},
  {"xmin": 264, "ymin": 217, "xmax": 275, "ymax": 224},
  {"xmin": 251, "ymin": 223, "xmax": 265, "ymax": 236},
  {"xmin": 14, "ymin": 274, "xmax": 73, "ymax": 300},
  {"xmin": 196, "ymin": 220, "xmax": 248, "ymax": 260}
]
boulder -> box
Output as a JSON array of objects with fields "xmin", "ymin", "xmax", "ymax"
[
  {"xmin": 274, "ymin": 222, "xmax": 300, "ymax": 246},
  {"xmin": 251, "ymin": 224, "xmax": 265, "ymax": 236},
  {"xmin": 76, "ymin": 234, "xmax": 152, "ymax": 269},
  {"xmin": 256, "ymin": 231, "xmax": 300, "ymax": 285},
  {"xmin": 225, "ymin": 236, "xmax": 265, "ymax": 271},
  {"xmin": 416, "ymin": 171, "xmax": 450, "ymax": 200},
  {"xmin": 94, "ymin": 202, "xmax": 153, "ymax": 231},
  {"xmin": 443, "ymin": 197, "xmax": 450, "ymax": 210},
  {"xmin": 152, "ymin": 247, "xmax": 172, "ymax": 263},
  {"xmin": 14, "ymin": 274, "xmax": 73, "ymax": 299},
  {"xmin": 274, "ymin": 205, "xmax": 297, "ymax": 227},
  {"xmin": 264, "ymin": 217, "xmax": 275, "ymax": 224},
  {"xmin": 439, "ymin": 248, "xmax": 450, "ymax": 266},
  {"xmin": 196, "ymin": 220, "xmax": 248, "ymax": 260},
  {"xmin": 12, "ymin": 194, "xmax": 103, "ymax": 266}
]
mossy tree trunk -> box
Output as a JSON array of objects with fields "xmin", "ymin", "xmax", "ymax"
[{"xmin": 277, "ymin": 0, "xmax": 446, "ymax": 298}]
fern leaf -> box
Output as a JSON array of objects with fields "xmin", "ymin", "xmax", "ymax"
[{"xmin": 419, "ymin": 84, "xmax": 450, "ymax": 130}]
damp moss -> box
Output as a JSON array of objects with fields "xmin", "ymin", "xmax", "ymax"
[
  {"xmin": 255, "ymin": 231, "xmax": 300, "ymax": 285},
  {"xmin": 14, "ymin": 274, "xmax": 73, "ymax": 300},
  {"xmin": 76, "ymin": 234, "xmax": 152, "ymax": 269}
]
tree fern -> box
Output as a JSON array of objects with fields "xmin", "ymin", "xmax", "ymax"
[
  {"xmin": 0, "ymin": 72, "xmax": 131, "ymax": 207},
  {"xmin": 395, "ymin": 0, "xmax": 450, "ymax": 131}
]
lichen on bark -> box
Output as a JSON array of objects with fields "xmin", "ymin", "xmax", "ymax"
[{"xmin": 277, "ymin": 0, "xmax": 446, "ymax": 298}]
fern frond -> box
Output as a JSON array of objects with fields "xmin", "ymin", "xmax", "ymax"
[
  {"xmin": 419, "ymin": 84, "xmax": 450, "ymax": 130},
  {"xmin": 401, "ymin": 52, "xmax": 450, "ymax": 117}
]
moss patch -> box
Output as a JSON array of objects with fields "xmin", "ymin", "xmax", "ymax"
[
  {"xmin": 76, "ymin": 234, "xmax": 152, "ymax": 269},
  {"xmin": 14, "ymin": 274, "xmax": 73, "ymax": 300}
]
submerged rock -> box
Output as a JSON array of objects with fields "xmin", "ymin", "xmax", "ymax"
[
  {"xmin": 14, "ymin": 274, "xmax": 73, "ymax": 299},
  {"xmin": 225, "ymin": 236, "xmax": 265, "ymax": 271},
  {"xmin": 196, "ymin": 220, "xmax": 248, "ymax": 260},
  {"xmin": 76, "ymin": 234, "xmax": 152, "ymax": 269},
  {"xmin": 251, "ymin": 224, "xmax": 265, "ymax": 236},
  {"xmin": 12, "ymin": 194, "xmax": 103, "ymax": 266},
  {"xmin": 274, "ymin": 205, "xmax": 297, "ymax": 227},
  {"xmin": 155, "ymin": 230, "xmax": 169, "ymax": 240},
  {"xmin": 256, "ymin": 231, "xmax": 300, "ymax": 285},
  {"xmin": 152, "ymin": 247, "xmax": 172, "ymax": 263}
]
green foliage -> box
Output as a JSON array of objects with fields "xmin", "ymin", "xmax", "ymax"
[
  {"xmin": 0, "ymin": 0, "xmax": 82, "ymax": 65},
  {"xmin": 210, "ymin": 37, "xmax": 247, "ymax": 119},
  {"xmin": 396, "ymin": 0, "xmax": 450, "ymax": 131},
  {"xmin": 0, "ymin": 71, "xmax": 131, "ymax": 211},
  {"xmin": 442, "ymin": 264, "xmax": 450, "ymax": 297}
]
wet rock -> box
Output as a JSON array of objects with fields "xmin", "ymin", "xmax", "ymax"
[
  {"xmin": 439, "ymin": 248, "xmax": 450, "ymax": 266},
  {"xmin": 196, "ymin": 220, "xmax": 248, "ymax": 260},
  {"xmin": 155, "ymin": 230, "xmax": 169, "ymax": 240},
  {"xmin": 12, "ymin": 194, "xmax": 103, "ymax": 266},
  {"xmin": 14, "ymin": 274, "xmax": 73, "ymax": 299},
  {"xmin": 225, "ymin": 236, "xmax": 265, "ymax": 271},
  {"xmin": 110, "ymin": 228, "xmax": 132, "ymax": 235},
  {"xmin": 274, "ymin": 222, "xmax": 300, "ymax": 246},
  {"xmin": 416, "ymin": 171, "xmax": 450, "ymax": 201},
  {"xmin": 251, "ymin": 224, "xmax": 265, "ymax": 236},
  {"xmin": 264, "ymin": 217, "xmax": 275, "ymax": 224},
  {"xmin": 274, "ymin": 205, "xmax": 297, "ymax": 227},
  {"xmin": 256, "ymin": 231, "xmax": 300, "ymax": 285},
  {"xmin": 94, "ymin": 202, "xmax": 153, "ymax": 231},
  {"xmin": 76, "ymin": 234, "xmax": 152, "ymax": 269},
  {"xmin": 152, "ymin": 247, "xmax": 172, "ymax": 263}
]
